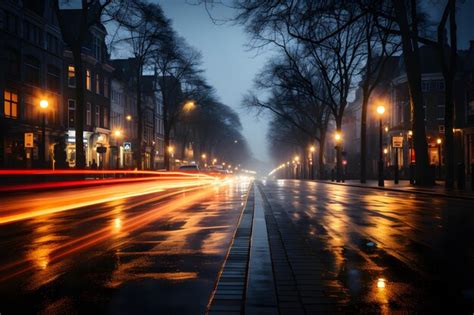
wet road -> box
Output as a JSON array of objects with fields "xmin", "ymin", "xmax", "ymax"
[
  {"xmin": 0, "ymin": 177, "xmax": 251, "ymax": 314},
  {"xmin": 260, "ymin": 180, "xmax": 474, "ymax": 313}
]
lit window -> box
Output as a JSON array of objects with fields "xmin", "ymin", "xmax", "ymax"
[
  {"xmin": 68, "ymin": 65, "xmax": 76, "ymax": 87},
  {"xmin": 86, "ymin": 69, "xmax": 91, "ymax": 91},
  {"xmin": 95, "ymin": 73, "xmax": 100, "ymax": 94},
  {"xmin": 4, "ymin": 90, "xmax": 18, "ymax": 118}
]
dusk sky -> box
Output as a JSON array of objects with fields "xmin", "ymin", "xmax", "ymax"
[
  {"xmin": 156, "ymin": 0, "xmax": 474, "ymax": 163},
  {"xmin": 158, "ymin": 0, "xmax": 273, "ymax": 163}
]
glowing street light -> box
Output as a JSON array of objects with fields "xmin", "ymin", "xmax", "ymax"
[
  {"xmin": 113, "ymin": 130, "xmax": 123, "ymax": 169},
  {"xmin": 376, "ymin": 104, "xmax": 385, "ymax": 187},
  {"xmin": 437, "ymin": 138, "xmax": 442, "ymax": 180},
  {"xmin": 39, "ymin": 99, "xmax": 49, "ymax": 166},
  {"xmin": 126, "ymin": 114, "xmax": 132, "ymax": 121},
  {"xmin": 309, "ymin": 145, "xmax": 316, "ymax": 180},
  {"xmin": 183, "ymin": 101, "xmax": 196, "ymax": 112}
]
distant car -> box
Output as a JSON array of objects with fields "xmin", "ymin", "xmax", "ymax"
[{"xmin": 178, "ymin": 164, "xmax": 200, "ymax": 173}]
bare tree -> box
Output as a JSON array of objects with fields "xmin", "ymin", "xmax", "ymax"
[
  {"xmin": 108, "ymin": 0, "xmax": 169, "ymax": 169},
  {"xmin": 55, "ymin": 0, "xmax": 111, "ymax": 169},
  {"xmin": 153, "ymin": 36, "xmax": 205, "ymax": 170}
]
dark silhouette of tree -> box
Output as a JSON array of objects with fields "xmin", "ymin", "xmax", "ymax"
[{"xmin": 108, "ymin": 0, "xmax": 169, "ymax": 169}]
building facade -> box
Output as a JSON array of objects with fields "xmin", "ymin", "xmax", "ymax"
[
  {"xmin": 0, "ymin": 0, "xmax": 65, "ymax": 168},
  {"xmin": 62, "ymin": 22, "xmax": 113, "ymax": 168}
]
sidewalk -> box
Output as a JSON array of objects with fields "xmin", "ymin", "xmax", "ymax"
[
  {"xmin": 207, "ymin": 183, "xmax": 346, "ymax": 314},
  {"xmin": 314, "ymin": 179, "xmax": 474, "ymax": 200}
]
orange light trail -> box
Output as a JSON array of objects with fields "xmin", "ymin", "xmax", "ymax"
[
  {"xmin": 0, "ymin": 183, "xmax": 225, "ymax": 282},
  {"xmin": 0, "ymin": 176, "xmax": 220, "ymax": 225}
]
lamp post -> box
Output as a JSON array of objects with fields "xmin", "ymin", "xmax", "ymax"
[
  {"xmin": 113, "ymin": 130, "xmax": 122, "ymax": 169},
  {"xmin": 437, "ymin": 138, "xmax": 442, "ymax": 180},
  {"xmin": 39, "ymin": 99, "xmax": 49, "ymax": 167},
  {"xmin": 309, "ymin": 146, "xmax": 315, "ymax": 180},
  {"xmin": 294, "ymin": 156, "xmax": 300, "ymax": 179},
  {"xmin": 334, "ymin": 132, "xmax": 342, "ymax": 182},
  {"xmin": 376, "ymin": 105, "xmax": 385, "ymax": 187},
  {"xmin": 408, "ymin": 130, "xmax": 415, "ymax": 184},
  {"xmin": 201, "ymin": 153, "xmax": 207, "ymax": 168}
]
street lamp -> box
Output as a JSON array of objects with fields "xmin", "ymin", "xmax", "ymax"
[
  {"xmin": 376, "ymin": 105, "xmax": 385, "ymax": 187},
  {"xmin": 437, "ymin": 138, "xmax": 442, "ymax": 180},
  {"xmin": 309, "ymin": 146, "xmax": 315, "ymax": 180},
  {"xmin": 334, "ymin": 132, "xmax": 342, "ymax": 182},
  {"xmin": 39, "ymin": 99, "xmax": 49, "ymax": 167},
  {"xmin": 113, "ymin": 129, "xmax": 122, "ymax": 169},
  {"xmin": 408, "ymin": 130, "xmax": 415, "ymax": 184},
  {"xmin": 183, "ymin": 101, "xmax": 196, "ymax": 112}
]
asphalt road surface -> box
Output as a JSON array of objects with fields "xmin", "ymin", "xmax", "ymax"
[
  {"xmin": 259, "ymin": 179, "xmax": 474, "ymax": 313},
  {"xmin": 1, "ymin": 177, "xmax": 473, "ymax": 314},
  {"xmin": 0, "ymin": 177, "xmax": 251, "ymax": 314}
]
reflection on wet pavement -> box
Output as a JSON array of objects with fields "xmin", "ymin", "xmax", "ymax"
[
  {"xmin": 0, "ymin": 177, "xmax": 251, "ymax": 314},
  {"xmin": 259, "ymin": 179, "xmax": 474, "ymax": 313}
]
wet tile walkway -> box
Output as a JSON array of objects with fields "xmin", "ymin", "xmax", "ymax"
[{"xmin": 208, "ymin": 182, "xmax": 347, "ymax": 314}]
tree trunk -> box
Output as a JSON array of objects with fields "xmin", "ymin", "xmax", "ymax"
[
  {"xmin": 135, "ymin": 64, "xmax": 143, "ymax": 170},
  {"xmin": 360, "ymin": 93, "xmax": 369, "ymax": 183},
  {"xmin": 335, "ymin": 118, "xmax": 343, "ymax": 182},
  {"xmin": 162, "ymin": 95, "xmax": 170, "ymax": 171},
  {"xmin": 72, "ymin": 46, "xmax": 86, "ymax": 169},
  {"xmin": 444, "ymin": 0, "xmax": 457, "ymax": 189},
  {"xmin": 319, "ymin": 132, "xmax": 326, "ymax": 179},
  {"xmin": 393, "ymin": 0, "xmax": 431, "ymax": 186}
]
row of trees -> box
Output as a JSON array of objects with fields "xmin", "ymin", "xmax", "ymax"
[
  {"xmin": 55, "ymin": 0, "xmax": 251, "ymax": 170},
  {"xmin": 227, "ymin": 0, "xmax": 459, "ymax": 187}
]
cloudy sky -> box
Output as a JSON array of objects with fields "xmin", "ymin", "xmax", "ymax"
[{"xmin": 156, "ymin": 0, "xmax": 474, "ymax": 163}]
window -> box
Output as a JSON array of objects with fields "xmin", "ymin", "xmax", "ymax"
[
  {"xmin": 103, "ymin": 107, "xmax": 108, "ymax": 128},
  {"xmin": 421, "ymin": 81, "xmax": 429, "ymax": 92},
  {"xmin": 86, "ymin": 102, "xmax": 91, "ymax": 126},
  {"xmin": 437, "ymin": 105, "xmax": 445, "ymax": 121},
  {"xmin": 68, "ymin": 65, "xmax": 76, "ymax": 87},
  {"xmin": 47, "ymin": 65, "xmax": 60, "ymax": 92},
  {"xmin": 3, "ymin": 11, "xmax": 19, "ymax": 34},
  {"xmin": 95, "ymin": 105, "xmax": 100, "ymax": 126},
  {"xmin": 46, "ymin": 33, "xmax": 59, "ymax": 55},
  {"xmin": 6, "ymin": 48, "xmax": 20, "ymax": 78},
  {"xmin": 68, "ymin": 99, "xmax": 76, "ymax": 128},
  {"xmin": 103, "ymin": 78, "xmax": 109, "ymax": 98},
  {"xmin": 23, "ymin": 20, "xmax": 42, "ymax": 46},
  {"xmin": 4, "ymin": 90, "xmax": 18, "ymax": 118},
  {"xmin": 468, "ymin": 100, "xmax": 474, "ymax": 116},
  {"xmin": 92, "ymin": 35, "xmax": 101, "ymax": 61},
  {"xmin": 25, "ymin": 55, "xmax": 40, "ymax": 86},
  {"xmin": 95, "ymin": 73, "xmax": 100, "ymax": 94},
  {"xmin": 86, "ymin": 69, "xmax": 91, "ymax": 91}
]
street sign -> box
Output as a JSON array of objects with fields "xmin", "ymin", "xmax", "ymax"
[
  {"xmin": 123, "ymin": 142, "xmax": 132, "ymax": 152},
  {"xmin": 392, "ymin": 136, "xmax": 403, "ymax": 148},
  {"xmin": 438, "ymin": 125, "xmax": 445, "ymax": 134},
  {"xmin": 24, "ymin": 133, "xmax": 34, "ymax": 148}
]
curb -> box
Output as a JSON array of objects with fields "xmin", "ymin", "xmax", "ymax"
[{"xmin": 312, "ymin": 180, "xmax": 474, "ymax": 201}]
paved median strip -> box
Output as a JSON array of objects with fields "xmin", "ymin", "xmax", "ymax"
[{"xmin": 207, "ymin": 184, "xmax": 255, "ymax": 314}]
